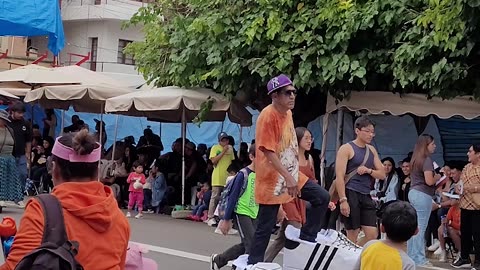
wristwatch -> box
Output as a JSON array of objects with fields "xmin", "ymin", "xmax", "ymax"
[{"xmin": 339, "ymin": 197, "xmax": 348, "ymax": 204}]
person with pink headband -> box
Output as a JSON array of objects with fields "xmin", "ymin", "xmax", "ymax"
[{"xmin": 0, "ymin": 130, "xmax": 130, "ymax": 270}]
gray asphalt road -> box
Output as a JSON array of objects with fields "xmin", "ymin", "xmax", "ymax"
[{"xmin": 0, "ymin": 206, "xmax": 457, "ymax": 270}]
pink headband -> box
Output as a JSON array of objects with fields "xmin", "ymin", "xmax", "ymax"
[{"xmin": 52, "ymin": 137, "xmax": 101, "ymax": 163}]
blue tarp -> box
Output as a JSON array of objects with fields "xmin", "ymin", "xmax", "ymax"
[
  {"xmin": 0, "ymin": 0, "xmax": 65, "ymax": 55},
  {"xmin": 22, "ymin": 105, "xmax": 259, "ymax": 150}
]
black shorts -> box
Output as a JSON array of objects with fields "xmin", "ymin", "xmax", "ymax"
[{"xmin": 341, "ymin": 189, "xmax": 377, "ymax": 230}]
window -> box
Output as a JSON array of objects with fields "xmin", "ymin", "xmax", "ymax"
[
  {"xmin": 117, "ymin": 39, "xmax": 135, "ymax": 65},
  {"xmin": 94, "ymin": 0, "xmax": 101, "ymax": 5},
  {"xmin": 90, "ymin": 37, "xmax": 98, "ymax": 71}
]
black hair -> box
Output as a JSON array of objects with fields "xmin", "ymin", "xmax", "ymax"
[
  {"xmin": 227, "ymin": 163, "xmax": 239, "ymax": 174},
  {"xmin": 354, "ymin": 116, "xmax": 375, "ymax": 130},
  {"xmin": 52, "ymin": 130, "xmax": 99, "ymax": 181},
  {"xmin": 227, "ymin": 135, "xmax": 235, "ymax": 146},
  {"xmin": 382, "ymin": 201, "xmax": 418, "ymax": 243},
  {"xmin": 132, "ymin": 160, "xmax": 143, "ymax": 169},
  {"xmin": 248, "ymin": 143, "xmax": 256, "ymax": 157},
  {"xmin": 32, "ymin": 124, "xmax": 40, "ymax": 129},
  {"xmin": 43, "ymin": 136, "xmax": 54, "ymax": 145},
  {"xmin": 472, "ymin": 143, "xmax": 480, "ymax": 153}
]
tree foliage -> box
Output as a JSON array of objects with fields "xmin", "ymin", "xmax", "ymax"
[{"xmin": 126, "ymin": 0, "xmax": 480, "ymax": 106}]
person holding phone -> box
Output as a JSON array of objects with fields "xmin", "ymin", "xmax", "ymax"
[{"xmin": 406, "ymin": 134, "xmax": 442, "ymax": 267}]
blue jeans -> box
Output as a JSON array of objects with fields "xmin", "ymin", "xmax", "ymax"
[
  {"xmin": 247, "ymin": 180, "xmax": 330, "ymax": 265},
  {"xmin": 192, "ymin": 203, "xmax": 208, "ymax": 217},
  {"xmin": 407, "ymin": 189, "xmax": 433, "ymax": 265},
  {"xmin": 15, "ymin": 155, "xmax": 27, "ymax": 190}
]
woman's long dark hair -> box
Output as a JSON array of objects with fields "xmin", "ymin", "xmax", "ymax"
[
  {"xmin": 296, "ymin": 127, "xmax": 312, "ymax": 160},
  {"xmin": 380, "ymin": 157, "xmax": 396, "ymax": 192}
]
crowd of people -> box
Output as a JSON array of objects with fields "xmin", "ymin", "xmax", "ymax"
[{"xmin": 0, "ymin": 74, "xmax": 479, "ymax": 270}]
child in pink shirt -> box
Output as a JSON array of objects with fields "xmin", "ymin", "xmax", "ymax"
[{"xmin": 126, "ymin": 161, "xmax": 146, "ymax": 219}]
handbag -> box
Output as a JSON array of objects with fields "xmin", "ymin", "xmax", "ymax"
[{"xmin": 329, "ymin": 146, "xmax": 370, "ymax": 202}]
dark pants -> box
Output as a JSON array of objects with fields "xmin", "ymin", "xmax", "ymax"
[
  {"xmin": 247, "ymin": 180, "xmax": 330, "ymax": 265},
  {"xmin": 460, "ymin": 209, "xmax": 480, "ymax": 263},
  {"xmin": 215, "ymin": 214, "xmax": 257, "ymax": 268},
  {"xmin": 425, "ymin": 209, "xmax": 440, "ymax": 246},
  {"xmin": 143, "ymin": 189, "xmax": 152, "ymax": 210}
]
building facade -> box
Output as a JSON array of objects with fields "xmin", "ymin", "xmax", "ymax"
[{"xmin": 3, "ymin": 0, "xmax": 148, "ymax": 77}]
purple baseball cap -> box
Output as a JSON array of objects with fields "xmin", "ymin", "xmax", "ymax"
[{"xmin": 267, "ymin": 74, "xmax": 293, "ymax": 95}]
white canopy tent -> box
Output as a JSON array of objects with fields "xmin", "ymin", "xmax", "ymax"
[
  {"xmin": 105, "ymin": 86, "xmax": 253, "ymax": 205},
  {"xmin": 319, "ymin": 91, "xmax": 480, "ymax": 185}
]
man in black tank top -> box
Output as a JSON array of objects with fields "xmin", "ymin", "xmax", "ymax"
[{"xmin": 334, "ymin": 116, "xmax": 385, "ymax": 246}]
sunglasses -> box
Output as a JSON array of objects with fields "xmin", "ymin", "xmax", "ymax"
[{"xmin": 280, "ymin": 90, "xmax": 297, "ymax": 96}]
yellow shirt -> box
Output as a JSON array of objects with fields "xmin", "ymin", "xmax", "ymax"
[
  {"xmin": 210, "ymin": 144, "xmax": 234, "ymax": 186},
  {"xmin": 356, "ymin": 240, "xmax": 414, "ymax": 270}
]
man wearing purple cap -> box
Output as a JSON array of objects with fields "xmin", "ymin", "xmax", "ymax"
[{"xmin": 246, "ymin": 74, "xmax": 330, "ymax": 265}]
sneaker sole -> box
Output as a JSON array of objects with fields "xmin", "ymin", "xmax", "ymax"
[{"xmin": 451, "ymin": 264, "xmax": 471, "ymax": 269}]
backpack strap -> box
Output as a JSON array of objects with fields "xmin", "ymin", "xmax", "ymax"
[
  {"xmin": 238, "ymin": 168, "xmax": 250, "ymax": 196},
  {"xmin": 36, "ymin": 194, "xmax": 68, "ymax": 246}
]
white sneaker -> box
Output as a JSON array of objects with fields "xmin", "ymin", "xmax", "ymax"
[
  {"xmin": 428, "ymin": 239, "xmax": 440, "ymax": 251},
  {"xmin": 17, "ymin": 201, "xmax": 26, "ymax": 207},
  {"xmin": 439, "ymin": 250, "xmax": 447, "ymax": 262},
  {"xmin": 144, "ymin": 210, "xmax": 154, "ymax": 214},
  {"xmin": 228, "ymin": 228, "xmax": 238, "ymax": 235},
  {"xmin": 126, "ymin": 212, "xmax": 131, "ymax": 218},
  {"xmin": 420, "ymin": 261, "xmax": 434, "ymax": 267},
  {"xmin": 135, "ymin": 213, "xmax": 143, "ymax": 219},
  {"xmin": 434, "ymin": 246, "xmax": 443, "ymax": 255},
  {"xmin": 207, "ymin": 218, "xmax": 217, "ymax": 227}
]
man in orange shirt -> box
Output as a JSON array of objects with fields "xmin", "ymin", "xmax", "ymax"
[{"xmin": 247, "ymin": 74, "xmax": 330, "ymax": 265}]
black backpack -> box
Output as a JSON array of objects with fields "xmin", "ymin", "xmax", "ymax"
[{"xmin": 15, "ymin": 194, "xmax": 84, "ymax": 270}]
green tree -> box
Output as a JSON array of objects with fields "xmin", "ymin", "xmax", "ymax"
[{"xmin": 126, "ymin": 0, "xmax": 480, "ymax": 124}]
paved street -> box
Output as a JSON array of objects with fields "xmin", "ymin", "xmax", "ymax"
[{"xmin": 0, "ymin": 207, "xmax": 458, "ymax": 269}]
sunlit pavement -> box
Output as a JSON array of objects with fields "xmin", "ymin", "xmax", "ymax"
[{"xmin": 0, "ymin": 206, "xmax": 456, "ymax": 269}]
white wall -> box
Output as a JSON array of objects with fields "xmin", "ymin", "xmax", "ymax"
[
  {"xmin": 61, "ymin": 0, "xmax": 145, "ymax": 22},
  {"xmin": 30, "ymin": 20, "xmax": 143, "ymax": 75}
]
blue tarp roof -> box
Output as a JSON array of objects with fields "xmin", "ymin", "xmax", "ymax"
[{"xmin": 0, "ymin": 0, "xmax": 65, "ymax": 55}]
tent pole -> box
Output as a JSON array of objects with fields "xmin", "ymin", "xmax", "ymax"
[
  {"xmin": 320, "ymin": 113, "xmax": 329, "ymax": 188},
  {"xmin": 60, "ymin": 110, "xmax": 65, "ymax": 135},
  {"xmin": 99, "ymin": 106, "xmax": 104, "ymax": 149},
  {"xmin": 159, "ymin": 122, "xmax": 162, "ymax": 155},
  {"xmin": 98, "ymin": 105, "xmax": 104, "ymax": 181},
  {"xmin": 239, "ymin": 125, "xmax": 243, "ymax": 144},
  {"xmin": 181, "ymin": 106, "xmax": 186, "ymax": 207},
  {"xmin": 111, "ymin": 114, "xmax": 119, "ymax": 163},
  {"xmin": 336, "ymin": 109, "xmax": 344, "ymax": 152}
]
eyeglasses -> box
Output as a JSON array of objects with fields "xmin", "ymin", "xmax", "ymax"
[
  {"xmin": 304, "ymin": 136, "xmax": 314, "ymax": 142},
  {"xmin": 280, "ymin": 90, "xmax": 297, "ymax": 96},
  {"xmin": 361, "ymin": 129, "xmax": 375, "ymax": 135}
]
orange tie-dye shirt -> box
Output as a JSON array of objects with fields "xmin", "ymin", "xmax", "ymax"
[{"xmin": 254, "ymin": 105, "xmax": 309, "ymax": 205}]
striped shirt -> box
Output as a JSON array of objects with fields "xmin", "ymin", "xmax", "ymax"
[{"xmin": 459, "ymin": 163, "xmax": 480, "ymax": 210}]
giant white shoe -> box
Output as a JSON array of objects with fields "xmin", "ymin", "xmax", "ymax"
[
  {"xmin": 283, "ymin": 225, "xmax": 362, "ymax": 270},
  {"xmin": 232, "ymin": 226, "xmax": 362, "ymax": 270}
]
